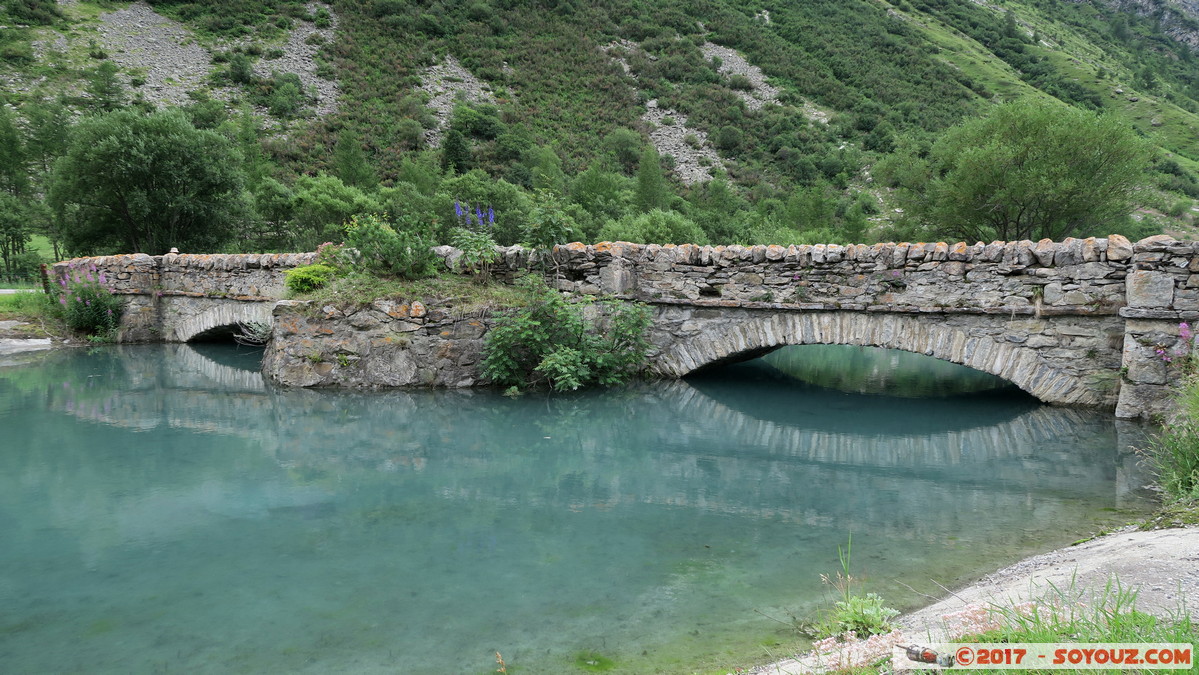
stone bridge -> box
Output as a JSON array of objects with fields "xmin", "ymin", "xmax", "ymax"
[
  {"xmin": 54, "ymin": 234, "xmax": 1199, "ymax": 419},
  {"xmin": 53, "ymin": 252, "xmax": 317, "ymax": 342}
]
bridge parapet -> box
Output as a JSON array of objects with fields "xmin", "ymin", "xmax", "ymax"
[{"xmin": 544, "ymin": 235, "xmax": 1199, "ymax": 318}]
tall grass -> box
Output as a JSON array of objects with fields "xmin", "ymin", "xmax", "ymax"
[{"xmin": 0, "ymin": 290, "xmax": 56, "ymax": 316}]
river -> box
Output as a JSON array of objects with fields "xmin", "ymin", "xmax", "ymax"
[{"xmin": 0, "ymin": 344, "xmax": 1154, "ymax": 674}]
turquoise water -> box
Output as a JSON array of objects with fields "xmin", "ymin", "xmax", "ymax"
[{"xmin": 0, "ymin": 345, "xmax": 1153, "ymax": 674}]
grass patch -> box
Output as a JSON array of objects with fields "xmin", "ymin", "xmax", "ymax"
[
  {"xmin": 804, "ymin": 578, "xmax": 1195, "ymax": 674},
  {"xmin": 0, "ymin": 290, "xmax": 54, "ymax": 315},
  {"xmin": 955, "ymin": 581, "xmax": 1196, "ymax": 675},
  {"xmin": 0, "ymin": 290, "xmax": 67, "ymax": 336},
  {"xmin": 1140, "ymin": 501, "xmax": 1199, "ymax": 530},
  {"xmin": 572, "ymin": 650, "xmax": 616, "ymax": 671}
]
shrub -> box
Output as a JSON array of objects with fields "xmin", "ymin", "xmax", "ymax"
[
  {"xmin": 344, "ymin": 213, "xmax": 438, "ymax": 280},
  {"xmin": 54, "ymin": 262, "xmax": 123, "ymax": 336},
  {"xmin": 482, "ymin": 277, "xmax": 651, "ymax": 391},
  {"xmin": 598, "ymin": 209, "xmax": 708, "ymax": 245},
  {"xmin": 727, "ymin": 74, "xmax": 755, "ymax": 91},
  {"xmin": 450, "ymin": 227, "xmax": 499, "ymax": 281},
  {"xmin": 284, "ymin": 263, "xmax": 337, "ymax": 294}
]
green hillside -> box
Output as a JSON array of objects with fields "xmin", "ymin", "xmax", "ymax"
[{"xmin": 3, "ymin": 0, "xmax": 1199, "ymax": 274}]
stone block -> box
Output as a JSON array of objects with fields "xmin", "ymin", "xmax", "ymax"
[
  {"xmin": 1116, "ymin": 382, "xmax": 1176, "ymax": 419},
  {"xmin": 1033, "ymin": 238, "xmax": 1057, "ymax": 266},
  {"xmin": 1126, "ymin": 271, "xmax": 1175, "ymax": 309},
  {"xmin": 1107, "ymin": 233, "xmax": 1133, "ymax": 261}
]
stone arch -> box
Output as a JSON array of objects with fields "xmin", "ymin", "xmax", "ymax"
[
  {"xmin": 651, "ymin": 310, "xmax": 1104, "ymax": 407},
  {"xmin": 169, "ymin": 300, "xmax": 275, "ymax": 343}
]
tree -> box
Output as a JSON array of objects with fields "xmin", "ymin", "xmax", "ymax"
[
  {"xmin": 889, "ymin": 101, "xmax": 1150, "ymax": 242},
  {"xmin": 22, "ymin": 100, "xmax": 72, "ymax": 177},
  {"xmin": 441, "ymin": 128, "xmax": 472, "ymax": 174},
  {"xmin": 48, "ymin": 109, "xmax": 248, "ymax": 255},
  {"xmin": 288, "ymin": 173, "xmax": 382, "ymax": 249},
  {"xmin": 634, "ymin": 146, "xmax": 670, "ymax": 213},
  {"xmin": 85, "ymin": 61, "xmax": 126, "ymax": 113},
  {"xmin": 333, "ymin": 130, "xmax": 377, "ymax": 189},
  {"xmin": 603, "ymin": 128, "xmax": 642, "ymax": 174},
  {"xmin": 0, "ymin": 105, "xmax": 29, "ymax": 195}
]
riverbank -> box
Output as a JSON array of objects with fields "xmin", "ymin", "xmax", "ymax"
[{"xmin": 754, "ymin": 524, "xmax": 1199, "ymax": 674}]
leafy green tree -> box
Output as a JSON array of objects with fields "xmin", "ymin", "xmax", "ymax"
[
  {"xmin": 603, "ymin": 128, "xmax": 642, "ymax": 174},
  {"xmin": 690, "ymin": 178, "xmax": 748, "ymax": 243},
  {"xmin": 524, "ymin": 145, "xmax": 567, "ymax": 195},
  {"xmin": 0, "ymin": 194, "xmax": 38, "ymax": 278},
  {"xmin": 22, "ymin": 100, "xmax": 72, "ymax": 177},
  {"xmin": 569, "ymin": 165, "xmax": 632, "ymax": 239},
  {"xmin": 233, "ymin": 106, "xmax": 269, "ymax": 191},
  {"xmin": 288, "ymin": 173, "xmax": 383, "ymax": 249},
  {"xmin": 48, "ymin": 109, "xmax": 247, "ymax": 255},
  {"xmin": 887, "ymin": 101, "xmax": 1150, "ymax": 242}
]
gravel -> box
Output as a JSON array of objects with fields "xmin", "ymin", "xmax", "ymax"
[
  {"xmin": 600, "ymin": 40, "xmax": 721, "ymax": 185},
  {"xmin": 417, "ymin": 55, "xmax": 498, "ymax": 148},
  {"xmin": 94, "ymin": 2, "xmax": 215, "ymax": 109},
  {"xmin": 245, "ymin": 1, "xmax": 339, "ymax": 117},
  {"xmin": 701, "ymin": 42, "xmax": 780, "ymax": 111},
  {"xmin": 24, "ymin": 0, "xmax": 339, "ymax": 117}
]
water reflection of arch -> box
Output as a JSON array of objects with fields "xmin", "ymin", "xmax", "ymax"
[
  {"xmin": 50, "ymin": 344, "xmax": 272, "ymax": 440},
  {"xmin": 684, "ymin": 359, "xmax": 1038, "ymax": 436},
  {"xmin": 38, "ymin": 347, "xmax": 1147, "ymax": 543},
  {"xmin": 263, "ymin": 380, "xmax": 1143, "ymax": 541}
]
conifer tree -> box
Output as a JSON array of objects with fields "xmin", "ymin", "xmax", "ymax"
[{"xmin": 634, "ymin": 146, "xmax": 669, "ymax": 213}]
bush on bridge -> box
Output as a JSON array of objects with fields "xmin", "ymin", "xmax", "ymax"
[
  {"xmin": 482, "ymin": 276, "xmax": 651, "ymax": 392},
  {"xmin": 54, "ymin": 260, "xmax": 123, "ymax": 336}
]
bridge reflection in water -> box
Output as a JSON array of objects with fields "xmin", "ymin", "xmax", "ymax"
[
  {"xmin": 0, "ymin": 344, "xmax": 1153, "ymax": 674},
  {"xmin": 13, "ymin": 344, "xmax": 1150, "ymax": 543}
]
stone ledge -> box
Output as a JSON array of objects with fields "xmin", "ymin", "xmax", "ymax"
[{"xmin": 1119, "ymin": 308, "xmax": 1199, "ymax": 320}]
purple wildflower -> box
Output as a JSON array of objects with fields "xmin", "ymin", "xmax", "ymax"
[
  {"xmin": 98, "ymin": 272, "xmax": 107, "ymax": 285},
  {"xmin": 59, "ymin": 296, "xmax": 67, "ymax": 306},
  {"xmin": 1181, "ymin": 322, "xmax": 1192, "ymax": 342},
  {"xmin": 476, "ymin": 205, "xmax": 484, "ymax": 226},
  {"xmin": 487, "ymin": 206, "xmax": 495, "ymax": 226},
  {"xmin": 454, "ymin": 201, "xmax": 464, "ymax": 219}
]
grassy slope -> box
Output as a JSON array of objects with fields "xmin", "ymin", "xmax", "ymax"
[{"xmin": 6, "ymin": 0, "xmax": 1199, "ymax": 239}]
